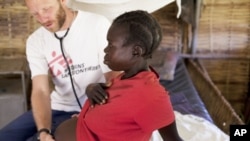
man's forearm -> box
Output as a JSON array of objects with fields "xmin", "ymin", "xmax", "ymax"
[{"xmin": 31, "ymin": 91, "xmax": 52, "ymax": 130}]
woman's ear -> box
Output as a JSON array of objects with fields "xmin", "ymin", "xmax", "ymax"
[{"xmin": 132, "ymin": 45, "xmax": 144, "ymax": 56}]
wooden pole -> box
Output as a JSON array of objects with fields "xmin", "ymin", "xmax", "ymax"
[{"xmin": 190, "ymin": 0, "xmax": 202, "ymax": 55}]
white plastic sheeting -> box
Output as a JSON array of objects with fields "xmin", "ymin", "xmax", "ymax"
[
  {"xmin": 151, "ymin": 111, "xmax": 229, "ymax": 141},
  {"xmin": 66, "ymin": 0, "xmax": 181, "ymax": 21}
]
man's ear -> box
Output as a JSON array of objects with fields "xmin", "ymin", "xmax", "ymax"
[{"xmin": 132, "ymin": 45, "xmax": 144, "ymax": 56}]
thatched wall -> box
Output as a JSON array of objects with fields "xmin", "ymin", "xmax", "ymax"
[
  {"xmin": 152, "ymin": 3, "xmax": 184, "ymax": 51},
  {"xmin": 153, "ymin": 0, "xmax": 250, "ymax": 123},
  {"xmin": 197, "ymin": 0, "xmax": 250, "ymax": 54},
  {"xmin": 195, "ymin": 0, "xmax": 250, "ymax": 123},
  {"xmin": 0, "ymin": 0, "xmax": 39, "ymax": 57}
]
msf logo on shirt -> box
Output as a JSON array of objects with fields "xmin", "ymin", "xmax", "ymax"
[{"xmin": 48, "ymin": 51, "xmax": 72, "ymax": 77}]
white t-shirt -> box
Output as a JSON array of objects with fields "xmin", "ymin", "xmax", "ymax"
[{"xmin": 26, "ymin": 11, "xmax": 111, "ymax": 112}]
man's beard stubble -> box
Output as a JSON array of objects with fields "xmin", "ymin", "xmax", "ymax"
[{"xmin": 46, "ymin": 4, "xmax": 66, "ymax": 32}]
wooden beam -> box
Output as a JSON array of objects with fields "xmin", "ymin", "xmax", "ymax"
[{"xmin": 181, "ymin": 53, "xmax": 250, "ymax": 60}]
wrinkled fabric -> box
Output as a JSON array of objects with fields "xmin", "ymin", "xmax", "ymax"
[
  {"xmin": 67, "ymin": 0, "xmax": 182, "ymax": 21},
  {"xmin": 150, "ymin": 111, "xmax": 229, "ymax": 141}
]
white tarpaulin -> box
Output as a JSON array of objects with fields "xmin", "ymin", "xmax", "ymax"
[
  {"xmin": 66, "ymin": 0, "xmax": 181, "ymax": 21},
  {"xmin": 150, "ymin": 111, "xmax": 229, "ymax": 141}
]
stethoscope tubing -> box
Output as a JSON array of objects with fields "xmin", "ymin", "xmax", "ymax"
[{"xmin": 54, "ymin": 28, "xmax": 82, "ymax": 109}]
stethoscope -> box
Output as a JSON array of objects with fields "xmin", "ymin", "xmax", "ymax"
[{"xmin": 54, "ymin": 28, "xmax": 82, "ymax": 109}]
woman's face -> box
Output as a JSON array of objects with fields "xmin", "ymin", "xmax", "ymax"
[
  {"xmin": 104, "ymin": 24, "xmax": 136, "ymax": 72},
  {"xmin": 25, "ymin": 0, "xmax": 66, "ymax": 32}
]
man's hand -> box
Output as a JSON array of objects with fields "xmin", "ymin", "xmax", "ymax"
[
  {"xmin": 85, "ymin": 82, "xmax": 111, "ymax": 107},
  {"xmin": 39, "ymin": 132, "xmax": 55, "ymax": 141},
  {"xmin": 71, "ymin": 114, "xmax": 79, "ymax": 118}
]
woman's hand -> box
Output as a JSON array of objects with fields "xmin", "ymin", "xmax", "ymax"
[
  {"xmin": 39, "ymin": 133, "xmax": 55, "ymax": 141},
  {"xmin": 85, "ymin": 82, "xmax": 111, "ymax": 107}
]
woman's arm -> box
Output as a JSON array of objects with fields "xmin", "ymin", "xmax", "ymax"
[{"xmin": 158, "ymin": 121, "xmax": 183, "ymax": 141}]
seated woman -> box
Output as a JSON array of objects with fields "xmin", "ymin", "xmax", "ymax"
[{"xmin": 54, "ymin": 10, "xmax": 183, "ymax": 141}]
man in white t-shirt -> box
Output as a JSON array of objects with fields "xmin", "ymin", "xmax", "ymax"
[{"xmin": 0, "ymin": 0, "xmax": 119, "ymax": 141}]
